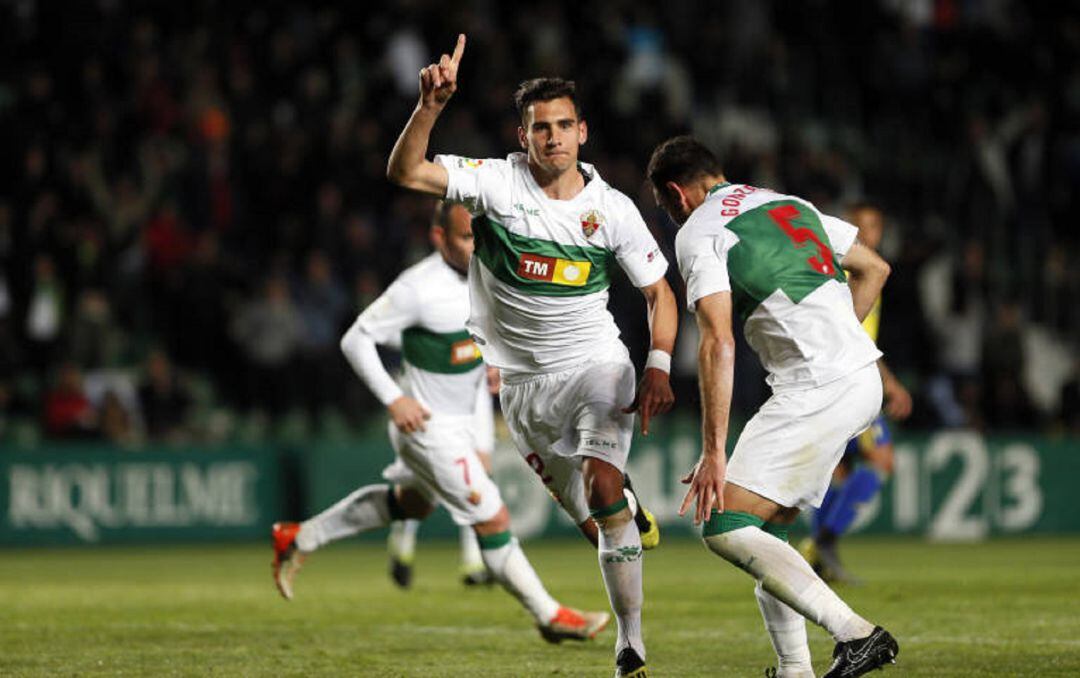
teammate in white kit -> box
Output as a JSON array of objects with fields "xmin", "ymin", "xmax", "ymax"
[
  {"xmin": 271, "ymin": 201, "xmax": 609, "ymax": 644},
  {"xmin": 647, "ymin": 136, "xmax": 899, "ymax": 678},
  {"xmin": 383, "ymin": 203, "xmax": 500, "ymax": 590},
  {"xmin": 386, "ymin": 35, "xmax": 678, "ymax": 678},
  {"xmin": 387, "ymin": 353, "xmax": 499, "ymax": 589}
]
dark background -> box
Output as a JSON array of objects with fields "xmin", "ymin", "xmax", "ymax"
[{"xmin": 1, "ymin": 0, "xmax": 1077, "ymax": 448}]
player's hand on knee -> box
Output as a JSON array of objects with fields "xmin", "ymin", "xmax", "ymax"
[
  {"xmin": 678, "ymin": 453, "xmax": 726, "ymax": 525},
  {"xmin": 389, "ymin": 396, "xmax": 432, "ymax": 433},
  {"xmin": 418, "ymin": 34, "xmax": 466, "ymax": 109},
  {"xmin": 622, "ymin": 367, "xmax": 675, "ymax": 436}
]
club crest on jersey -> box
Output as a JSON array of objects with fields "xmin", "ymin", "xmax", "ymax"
[
  {"xmin": 462, "ymin": 158, "xmax": 484, "ymax": 169},
  {"xmin": 580, "ymin": 209, "xmax": 604, "ymax": 238}
]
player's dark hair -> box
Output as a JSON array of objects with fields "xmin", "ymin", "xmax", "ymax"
[
  {"xmin": 513, "ymin": 78, "xmax": 582, "ymax": 121},
  {"xmin": 432, "ymin": 199, "xmax": 455, "ymax": 229},
  {"xmin": 647, "ymin": 136, "xmax": 725, "ymax": 191}
]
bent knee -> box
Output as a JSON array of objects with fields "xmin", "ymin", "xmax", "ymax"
[
  {"xmin": 394, "ymin": 487, "xmax": 435, "ymax": 519},
  {"xmin": 582, "ymin": 459, "xmax": 625, "ymax": 508},
  {"xmin": 473, "ymin": 505, "xmax": 511, "ymax": 536}
]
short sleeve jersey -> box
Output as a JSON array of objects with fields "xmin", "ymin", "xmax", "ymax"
[
  {"xmin": 355, "ymin": 252, "xmax": 485, "ymax": 415},
  {"xmin": 675, "ymin": 183, "xmax": 881, "ymax": 392},
  {"xmin": 434, "ymin": 153, "xmax": 668, "ymax": 374}
]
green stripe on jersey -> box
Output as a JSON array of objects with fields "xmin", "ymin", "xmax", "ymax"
[
  {"xmin": 725, "ymin": 200, "xmax": 847, "ymax": 322},
  {"xmin": 401, "ymin": 327, "xmax": 483, "ymax": 374},
  {"xmin": 473, "ymin": 216, "xmax": 614, "ymax": 296}
]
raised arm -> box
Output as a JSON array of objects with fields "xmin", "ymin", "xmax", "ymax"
[
  {"xmin": 622, "ymin": 277, "xmax": 677, "ymax": 435},
  {"xmin": 679, "ymin": 291, "xmax": 736, "ymax": 524},
  {"xmin": 841, "ymin": 241, "xmax": 891, "ymax": 322},
  {"xmin": 386, "ymin": 34, "xmax": 466, "ymax": 196}
]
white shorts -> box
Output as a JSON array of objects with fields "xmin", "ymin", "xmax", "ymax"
[
  {"xmin": 382, "ymin": 416, "xmax": 503, "ymax": 526},
  {"xmin": 499, "ymin": 355, "xmax": 637, "ymax": 524},
  {"xmin": 726, "ymin": 362, "xmax": 883, "ymax": 510}
]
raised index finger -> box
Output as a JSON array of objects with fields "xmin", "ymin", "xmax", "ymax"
[{"xmin": 450, "ymin": 34, "xmax": 466, "ymax": 66}]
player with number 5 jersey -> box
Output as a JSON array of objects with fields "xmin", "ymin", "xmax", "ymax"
[
  {"xmin": 677, "ymin": 186, "xmax": 882, "ymax": 395},
  {"xmin": 649, "ymin": 136, "xmax": 898, "ymax": 678}
]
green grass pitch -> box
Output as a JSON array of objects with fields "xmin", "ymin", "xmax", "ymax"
[{"xmin": 2, "ymin": 537, "xmax": 1078, "ymax": 676}]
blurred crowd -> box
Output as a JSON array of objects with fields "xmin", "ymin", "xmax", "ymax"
[{"xmin": 1, "ymin": 0, "xmax": 1077, "ymax": 447}]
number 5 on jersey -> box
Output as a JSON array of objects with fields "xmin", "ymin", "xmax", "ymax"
[{"xmin": 767, "ymin": 204, "xmax": 836, "ymax": 276}]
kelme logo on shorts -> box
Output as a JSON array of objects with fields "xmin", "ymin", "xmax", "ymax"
[{"xmin": 517, "ymin": 253, "xmax": 591, "ymax": 287}]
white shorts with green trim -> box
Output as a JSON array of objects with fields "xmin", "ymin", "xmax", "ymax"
[
  {"xmin": 383, "ymin": 415, "xmax": 503, "ymax": 527},
  {"xmin": 499, "ymin": 348, "xmax": 637, "ymax": 524},
  {"xmin": 726, "ymin": 362, "xmax": 882, "ymax": 511}
]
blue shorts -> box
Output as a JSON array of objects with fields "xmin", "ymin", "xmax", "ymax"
[{"xmin": 843, "ymin": 414, "xmax": 891, "ymax": 458}]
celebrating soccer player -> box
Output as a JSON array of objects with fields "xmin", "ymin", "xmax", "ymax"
[{"xmin": 386, "ymin": 34, "xmax": 679, "ymax": 677}]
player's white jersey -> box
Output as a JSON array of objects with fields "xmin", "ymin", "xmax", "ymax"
[
  {"xmin": 355, "ymin": 252, "xmax": 485, "ymax": 415},
  {"xmin": 676, "ymin": 182, "xmax": 881, "ymax": 392},
  {"xmin": 435, "ymin": 153, "xmax": 668, "ymax": 376}
]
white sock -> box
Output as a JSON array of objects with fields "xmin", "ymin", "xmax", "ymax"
[
  {"xmin": 296, "ymin": 484, "xmax": 393, "ymax": 553},
  {"xmin": 479, "ymin": 532, "xmax": 560, "ymax": 623},
  {"xmin": 705, "ymin": 525, "xmax": 875, "ymax": 642},
  {"xmin": 389, "ymin": 519, "xmax": 420, "ymax": 562},
  {"xmin": 756, "ymin": 581, "xmax": 814, "ymax": 677},
  {"xmin": 459, "ymin": 525, "xmax": 483, "ymax": 571},
  {"xmin": 596, "ymin": 505, "xmax": 645, "ymax": 659}
]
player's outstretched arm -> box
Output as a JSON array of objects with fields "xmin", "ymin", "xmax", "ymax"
[
  {"xmin": 623, "ymin": 278, "xmax": 677, "ymax": 435},
  {"xmin": 841, "ymin": 241, "xmax": 891, "ymax": 322},
  {"xmin": 386, "ymin": 34, "xmax": 466, "ymax": 197},
  {"xmin": 679, "ymin": 291, "xmax": 735, "ymax": 524}
]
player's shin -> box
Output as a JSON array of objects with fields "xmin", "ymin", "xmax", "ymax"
[
  {"xmin": 296, "ymin": 484, "xmax": 399, "ymax": 552},
  {"xmin": 756, "ymin": 581, "xmax": 814, "ymax": 678},
  {"xmin": 703, "ymin": 511, "xmax": 874, "ymax": 643},
  {"xmin": 477, "ymin": 529, "xmax": 560, "ymax": 623},
  {"xmin": 754, "ymin": 523, "xmax": 813, "ymax": 677},
  {"xmin": 389, "ymin": 519, "xmax": 420, "ymax": 562},
  {"xmin": 460, "ymin": 525, "xmax": 484, "ymax": 573},
  {"xmin": 593, "ymin": 499, "xmax": 645, "ymax": 659}
]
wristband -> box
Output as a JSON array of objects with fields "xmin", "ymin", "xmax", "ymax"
[{"xmin": 645, "ymin": 349, "xmax": 671, "ymax": 374}]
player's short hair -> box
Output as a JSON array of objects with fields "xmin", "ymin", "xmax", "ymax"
[
  {"xmin": 647, "ymin": 136, "xmax": 724, "ymax": 191},
  {"xmin": 432, "ymin": 199, "xmax": 455, "ymax": 229},
  {"xmin": 513, "ymin": 78, "xmax": 582, "ymax": 121}
]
